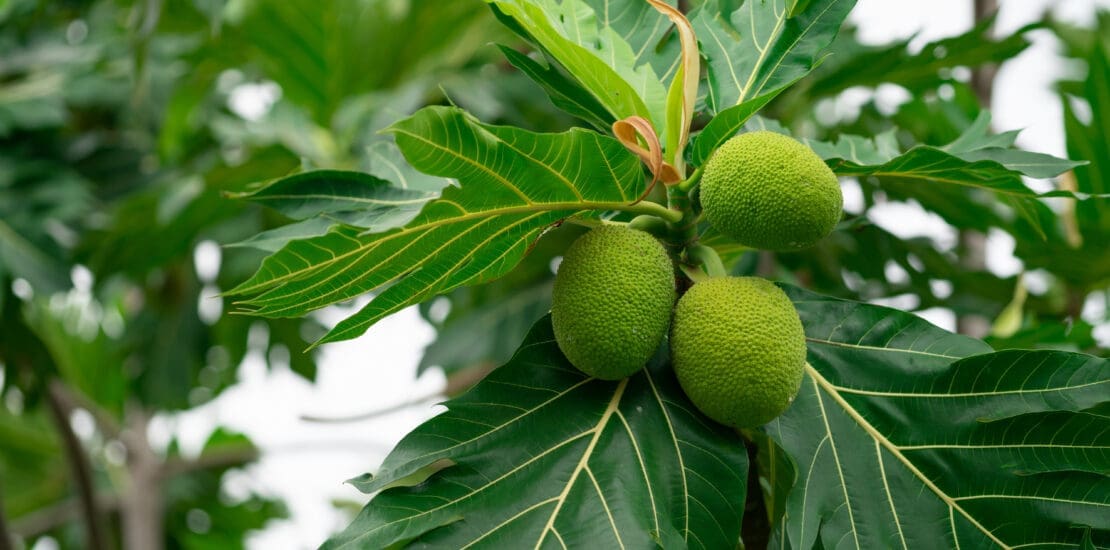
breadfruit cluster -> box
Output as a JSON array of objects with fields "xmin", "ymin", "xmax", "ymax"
[
  {"xmin": 700, "ymin": 131, "xmax": 843, "ymax": 251},
  {"xmin": 550, "ymin": 225, "xmax": 807, "ymax": 428},
  {"xmin": 550, "ymin": 131, "xmax": 832, "ymax": 424}
]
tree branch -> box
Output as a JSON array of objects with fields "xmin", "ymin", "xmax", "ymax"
[
  {"xmin": 0, "ymin": 483, "xmax": 14, "ymax": 550},
  {"xmin": 45, "ymin": 380, "xmax": 108, "ymax": 550},
  {"xmin": 161, "ymin": 447, "xmax": 259, "ymax": 479},
  {"xmin": 9, "ymin": 493, "xmax": 119, "ymax": 540}
]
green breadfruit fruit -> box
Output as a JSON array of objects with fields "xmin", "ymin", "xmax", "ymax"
[
  {"xmin": 551, "ymin": 225, "xmax": 676, "ymax": 380},
  {"xmin": 700, "ymin": 130, "xmax": 843, "ymax": 251},
  {"xmin": 670, "ymin": 277, "xmax": 806, "ymax": 428}
]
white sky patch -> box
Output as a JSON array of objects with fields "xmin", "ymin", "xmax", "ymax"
[
  {"xmin": 229, "ymin": 82, "xmax": 282, "ymax": 122},
  {"xmin": 867, "ymin": 200, "xmax": 959, "ymax": 250},
  {"xmin": 884, "ymin": 260, "xmax": 910, "ymax": 285},
  {"xmin": 198, "ymin": 284, "xmax": 223, "ymax": 325},
  {"xmin": 915, "ymin": 307, "xmax": 958, "ymax": 332},
  {"xmin": 839, "ymin": 178, "xmax": 864, "ymax": 214},
  {"xmin": 1024, "ymin": 269, "xmax": 1053, "ymax": 295},
  {"xmin": 985, "ymin": 228, "xmax": 1023, "ymax": 277},
  {"xmin": 194, "ymin": 240, "xmax": 222, "ymax": 283},
  {"xmin": 1082, "ymin": 291, "xmax": 1107, "ymax": 324},
  {"xmin": 869, "ymin": 293, "xmax": 921, "ymax": 311},
  {"xmin": 874, "ymin": 83, "xmax": 910, "ymax": 115},
  {"xmin": 929, "ymin": 279, "xmax": 954, "ymax": 299}
]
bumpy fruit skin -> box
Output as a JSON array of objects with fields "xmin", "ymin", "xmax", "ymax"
[
  {"xmin": 670, "ymin": 277, "xmax": 806, "ymax": 427},
  {"xmin": 551, "ymin": 225, "xmax": 676, "ymax": 380},
  {"xmin": 700, "ymin": 131, "xmax": 843, "ymax": 251}
]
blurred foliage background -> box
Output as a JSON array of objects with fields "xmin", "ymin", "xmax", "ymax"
[{"xmin": 0, "ymin": 0, "xmax": 1106, "ymax": 547}]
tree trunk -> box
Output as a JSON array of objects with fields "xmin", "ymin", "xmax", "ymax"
[
  {"xmin": 121, "ymin": 405, "xmax": 164, "ymax": 550},
  {"xmin": 958, "ymin": 0, "xmax": 999, "ymax": 338}
]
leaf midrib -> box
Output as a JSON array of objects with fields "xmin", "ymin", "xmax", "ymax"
[
  {"xmin": 536, "ymin": 379, "xmax": 629, "ymax": 549},
  {"xmin": 233, "ymin": 200, "xmax": 635, "ymax": 297},
  {"xmin": 806, "ymin": 363, "xmax": 1011, "ymax": 549}
]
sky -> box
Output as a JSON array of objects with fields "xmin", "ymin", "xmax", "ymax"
[{"xmin": 51, "ymin": 1, "xmax": 1102, "ymax": 548}]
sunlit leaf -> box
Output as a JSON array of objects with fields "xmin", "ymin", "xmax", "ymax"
[
  {"xmin": 325, "ymin": 315, "xmax": 748, "ymax": 549},
  {"xmin": 229, "ymin": 106, "xmax": 673, "ymax": 346},
  {"xmin": 693, "ymin": 0, "xmax": 855, "ymax": 113},
  {"xmin": 489, "ymin": 0, "xmax": 668, "ymax": 130}
]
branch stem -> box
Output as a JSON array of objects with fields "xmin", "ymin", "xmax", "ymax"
[
  {"xmin": 45, "ymin": 380, "xmax": 108, "ymax": 550},
  {"xmin": 622, "ymin": 200, "xmax": 684, "ymax": 223}
]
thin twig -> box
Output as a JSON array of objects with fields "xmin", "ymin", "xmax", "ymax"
[
  {"xmin": 45, "ymin": 380, "xmax": 108, "ymax": 550},
  {"xmin": 161, "ymin": 447, "xmax": 259, "ymax": 479},
  {"xmin": 9, "ymin": 493, "xmax": 119, "ymax": 539},
  {"xmin": 301, "ymin": 388, "xmax": 445, "ymax": 424}
]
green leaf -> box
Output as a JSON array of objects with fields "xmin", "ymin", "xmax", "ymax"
[
  {"xmin": 233, "ymin": 170, "xmax": 437, "ymax": 233},
  {"xmin": 420, "ymin": 280, "xmax": 552, "ymax": 376},
  {"xmin": 23, "ymin": 298, "xmax": 127, "ymax": 415},
  {"xmin": 769, "ymin": 286, "xmax": 1110, "ymax": 549},
  {"xmin": 581, "ymin": 0, "xmax": 683, "ymax": 80},
  {"xmin": 489, "ymin": 0, "xmax": 668, "ymax": 129},
  {"xmin": 234, "ymin": 0, "xmax": 504, "ymax": 124},
  {"xmin": 0, "ymin": 218, "xmax": 69, "ymax": 294},
  {"xmin": 745, "ymin": 115, "xmax": 1085, "ymax": 238},
  {"xmin": 324, "ymin": 315, "xmax": 748, "ymax": 549},
  {"xmin": 496, "ymin": 45, "xmax": 615, "ymax": 130},
  {"xmin": 1065, "ymin": 45, "xmax": 1110, "ymax": 238},
  {"xmin": 693, "ymin": 0, "xmax": 855, "ymax": 113},
  {"xmin": 230, "ymin": 106, "xmax": 672, "ymax": 346},
  {"xmin": 690, "ymin": 84, "xmax": 791, "ymax": 166},
  {"xmin": 363, "ymin": 139, "xmax": 455, "ymax": 194},
  {"xmin": 804, "ymin": 16, "xmax": 1035, "ymax": 99}
]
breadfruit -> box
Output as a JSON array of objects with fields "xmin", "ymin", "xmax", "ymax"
[
  {"xmin": 670, "ymin": 277, "xmax": 806, "ymax": 427},
  {"xmin": 700, "ymin": 131, "xmax": 842, "ymax": 251},
  {"xmin": 551, "ymin": 225, "xmax": 676, "ymax": 380}
]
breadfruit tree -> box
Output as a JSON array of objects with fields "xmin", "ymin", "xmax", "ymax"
[{"xmin": 226, "ymin": 0, "xmax": 1109, "ymax": 547}]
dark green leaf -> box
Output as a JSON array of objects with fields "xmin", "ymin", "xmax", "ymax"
[
  {"xmin": 769, "ymin": 286, "xmax": 1110, "ymax": 549},
  {"xmin": 497, "ymin": 45, "xmax": 615, "ymax": 130},
  {"xmin": 325, "ymin": 315, "xmax": 748, "ymax": 549},
  {"xmin": 233, "ymin": 170, "xmax": 437, "ymax": 232}
]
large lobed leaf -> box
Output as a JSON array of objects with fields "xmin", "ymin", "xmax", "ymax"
[
  {"xmin": 324, "ymin": 315, "xmax": 748, "ymax": 549},
  {"xmin": 688, "ymin": 0, "xmax": 855, "ymax": 165},
  {"xmin": 769, "ymin": 286, "xmax": 1109, "ymax": 549},
  {"xmin": 229, "ymin": 106, "xmax": 655, "ymax": 346},
  {"xmin": 802, "ymin": 15, "xmax": 1035, "ymax": 99},
  {"xmin": 693, "ymin": 0, "xmax": 856, "ymax": 113},
  {"xmin": 489, "ymin": 0, "xmax": 669, "ymax": 131},
  {"xmin": 745, "ymin": 114, "xmax": 1084, "ymax": 238}
]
